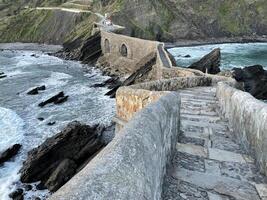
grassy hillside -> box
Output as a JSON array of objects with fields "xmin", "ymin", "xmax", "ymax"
[{"xmin": 0, "ymin": 0, "xmax": 266, "ymax": 44}]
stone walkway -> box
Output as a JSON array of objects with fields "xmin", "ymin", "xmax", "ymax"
[{"xmin": 162, "ymin": 86, "xmax": 267, "ymax": 200}]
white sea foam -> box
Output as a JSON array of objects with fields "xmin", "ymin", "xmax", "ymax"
[
  {"xmin": 0, "ymin": 107, "xmax": 24, "ymax": 200},
  {"xmin": 44, "ymin": 72, "xmax": 72, "ymax": 87}
]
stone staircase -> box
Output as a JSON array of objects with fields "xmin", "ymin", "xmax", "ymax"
[{"xmin": 162, "ymin": 86, "xmax": 267, "ymax": 200}]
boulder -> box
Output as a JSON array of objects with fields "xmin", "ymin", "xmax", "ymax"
[
  {"xmin": 0, "ymin": 74, "xmax": 7, "ymax": 79},
  {"xmin": 233, "ymin": 65, "xmax": 267, "ymax": 100},
  {"xmin": 0, "ymin": 144, "xmax": 22, "ymax": 165},
  {"xmin": 188, "ymin": 48, "xmax": 221, "ymax": 74},
  {"xmin": 38, "ymin": 91, "xmax": 64, "ymax": 107},
  {"xmin": 92, "ymin": 77, "xmax": 121, "ymax": 88},
  {"xmin": 54, "ymin": 96, "xmax": 69, "ymax": 104},
  {"xmin": 20, "ymin": 121, "xmax": 105, "ymax": 192}
]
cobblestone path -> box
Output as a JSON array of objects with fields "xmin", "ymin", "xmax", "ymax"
[{"xmin": 162, "ymin": 87, "xmax": 267, "ymax": 200}]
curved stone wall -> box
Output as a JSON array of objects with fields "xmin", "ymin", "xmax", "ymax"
[
  {"xmin": 216, "ymin": 82, "xmax": 267, "ymax": 175},
  {"xmin": 50, "ymin": 92, "xmax": 180, "ymax": 200}
]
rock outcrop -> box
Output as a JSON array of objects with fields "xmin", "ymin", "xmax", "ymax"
[
  {"xmin": 188, "ymin": 48, "xmax": 221, "ymax": 74},
  {"xmin": 20, "ymin": 121, "xmax": 105, "ymax": 192},
  {"xmin": 0, "ymin": 144, "xmax": 22, "ymax": 165},
  {"xmin": 38, "ymin": 91, "xmax": 68, "ymax": 107},
  {"xmin": 233, "ymin": 65, "xmax": 267, "ymax": 100},
  {"xmin": 27, "ymin": 85, "xmax": 46, "ymax": 95},
  {"xmin": 106, "ymin": 52, "xmax": 157, "ymax": 98}
]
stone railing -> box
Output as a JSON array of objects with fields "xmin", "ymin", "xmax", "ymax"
[
  {"xmin": 216, "ymin": 82, "xmax": 267, "ymax": 175},
  {"xmin": 50, "ymin": 92, "xmax": 180, "ymax": 200}
]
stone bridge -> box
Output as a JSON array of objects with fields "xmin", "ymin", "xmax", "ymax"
[{"xmin": 50, "ymin": 31, "xmax": 267, "ymax": 200}]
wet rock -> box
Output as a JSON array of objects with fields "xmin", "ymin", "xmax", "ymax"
[
  {"xmin": 0, "ymin": 144, "xmax": 22, "ymax": 165},
  {"xmin": 47, "ymin": 121, "xmax": 56, "ymax": 126},
  {"xmin": 54, "ymin": 95, "xmax": 69, "ymax": 104},
  {"xmin": 184, "ymin": 54, "xmax": 191, "ymax": 58},
  {"xmin": 20, "ymin": 121, "xmax": 105, "ymax": 192},
  {"xmin": 9, "ymin": 188, "xmax": 24, "ymax": 200},
  {"xmin": 233, "ymin": 65, "xmax": 267, "ymax": 100},
  {"xmin": 24, "ymin": 184, "xmax": 32, "ymax": 191},
  {"xmin": 188, "ymin": 48, "xmax": 221, "ymax": 74},
  {"xmin": 0, "ymin": 72, "xmax": 4, "ymax": 75},
  {"xmin": 27, "ymin": 85, "xmax": 45, "ymax": 95},
  {"xmin": 36, "ymin": 182, "xmax": 46, "ymax": 190},
  {"xmin": 0, "ymin": 74, "xmax": 7, "ymax": 79},
  {"xmin": 45, "ymin": 159, "xmax": 77, "ymax": 192},
  {"xmin": 166, "ymin": 49, "xmax": 177, "ymax": 67},
  {"xmin": 37, "ymin": 117, "xmax": 44, "ymax": 121},
  {"xmin": 38, "ymin": 91, "xmax": 64, "ymax": 107}
]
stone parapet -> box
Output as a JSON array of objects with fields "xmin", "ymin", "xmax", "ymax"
[
  {"xmin": 216, "ymin": 82, "xmax": 267, "ymax": 175},
  {"xmin": 50, "ymin": 92, "xmax": 180, "ymax": 200}
]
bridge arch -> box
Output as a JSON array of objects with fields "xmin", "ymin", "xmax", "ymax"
[
  {"xmin": 104, "ymin": 39, "xmax": 110, "ymax": 53},
  {"xmin": 120, "ymin": 44, "xmax": 128, "ymax": 57}
]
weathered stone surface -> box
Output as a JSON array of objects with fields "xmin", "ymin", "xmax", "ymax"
[
  {"xmin": 188, "ymin": 48, "xmax": 221, "ymax": 74},
  {"xmin": 216, "ymin": 82, "xmax": 267, "ymax": 175},
  {"xmin": 50, "ymin": 93, "xmax": 180, "ymax": 200},
  {"xmin": 9, "ymin": 188, "xmax": 24, "ymax": 200},
  {"xmin": 233, "ymin": 65, "xmax": 267, "ymax": 100},
  {"xmin": 20, "ymin": 121, "xmax": 104, "ymax": 192},
  {"xmin": 0, "ymin": 144, "xmax": 21, "ymax": 165}
]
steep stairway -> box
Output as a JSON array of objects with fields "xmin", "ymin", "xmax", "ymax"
[{"xmin": 162, "ymin": 86, "xmax": 267, "ymax": 200}]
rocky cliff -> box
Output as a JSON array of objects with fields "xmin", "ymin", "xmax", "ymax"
[{"xmin": 0, "ymin": 0, "xmax": 266, "ymax": 44}]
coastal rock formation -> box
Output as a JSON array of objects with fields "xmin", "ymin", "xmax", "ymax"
[
  {"xmin": 20, "ymin": 121, "xmax": 104, "ymax": 192},
  {"xmin": 233, "ymin": 65, "xmax": 267, "ymax": 100},
  {"xmin": 56, "ymin": 32, "xmax": 102, "ymax": 64},
  {"xmin": 0, "ymin": 144, "xmax": 22, "ymax": 165},
  {"xmin": 0, "ymin": 73, "xmax": 7, "ymax": 79},
  {"xmin": 106, "ymin": 52, "xmax": 157, "ymax": 98},
  {"xmin": 8, "ymin": 188, "xmax": 24, "ymax": 200},
  {"xmin": 38, "ymin": 91, "xmax": 68, "ymax": 107},
  {"xmin": 27, "ymin": 85, "xmax": 46, "ymax": 95},
  {"xmin": 188, "ymin": 48, "xmax": 221, "ymax": 74}
]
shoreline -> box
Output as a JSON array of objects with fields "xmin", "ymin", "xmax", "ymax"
[
  {"xmin": 0, "ymin": 43, "xmax": 62, "ymax": 52},
  {"xmin": 165, "ymin": 36, "xmax": 267, "ymax": 48}
]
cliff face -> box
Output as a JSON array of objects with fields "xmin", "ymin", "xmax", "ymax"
[{"xmin": 0, "ymin": 0, "xmax": 266, "ymax": 44}]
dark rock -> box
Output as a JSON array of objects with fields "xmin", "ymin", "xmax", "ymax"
[
  {"xmin": 36, "ymin": 182, "xmax": 46, "ymax": 190},
  {"xmin": 9, "ymin": 188, "xmax": 24, "ymax": 200},
  {"xmin": 45, "ymin": 159, "xmax": 77, "ymax": 192},
  {"xmin": 24, "ymin": 184, "xmax": 32, "ymax": 191},
  {"xmin": 188, "ymin": 48, "xmax": 221, "ymax": 74},
  {"xmin": 54, "ymin": 96, "xmax": 69, "ymax": 104},
  {"xmin": 233, "ymin": 65, "xmax": 267, "ymax": 100},
  {"xmin": 34, "ymin": 197, "xmax": 41, "ymax": 200},
  {"xmin": 0, "ymin": 144, "xmax": 22, "ymax": 165},
  {"xmin": 0, "ymin": 72, "xmax": 4, "ymax": 75},
  {"xmin": 92, "ymin": 77, "xmax": 121, "ymax": 88},
  {"xmin": 27, "ymin": 85, "xmax": 46, "ymax": 95},
  {"xmin": 47, "ymin": 121, "xmax": 56, "ymax": 126},
  {"xmin": 184, "ymin": 54, "xmax": 191, "ymax": 58},
  {"xmin": 38, "ymin": 91, "xmax": 64, "ymax": 107},
  {"xmin": 106, "ymin": 52, "xmax": 157, "ymax": 98},
  {"xmin": 20, "ymin": 121, "xmax": 104, "ymax": 192},
  {"xmin": 0, "ymin": 74, "xmax": 7, "ymax": 79},
  {"xmin": 37, "ymin": 117, "xmax": 44, "ymax": 121}
]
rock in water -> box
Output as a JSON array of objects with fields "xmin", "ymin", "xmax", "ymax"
[
  {"xmin": 54, "ymin": 95, "xmax": 69, "ymax": 104},
  {"xmin": 0, "ymin": 144, "xmax": 22, "ymax": 165},
  {"xmin": 188, "ymin": 48, "xmax": 221, "ymax": 74},
  {"xmin": 38, "ymin": 91, "xmax": 64, "ymax": 107},
  {"xmin": 27, "ymin": 85, "xmax": 46, "ymax": 95},
  {"xmin": 8, "ymin": 188, "xmax": 24, "ymax": 200},
  {"xmin": 233, "ymin": 65, "xmax": 267, "ymax": 100},
  {"xmin": 0, "ymin": 74, "xmax": 7, "ymax": 79},
  {"xmin": 20, "ymin": 121, "xmax": 104, "ymax": 192}
]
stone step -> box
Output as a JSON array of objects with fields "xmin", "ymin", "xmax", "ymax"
[
  {"xmin": 171, "ymin": 167, "xmax": 261, "ymax": 200},
  {"xmin": 179, "ymin": 93, "xmax": 217, "ymax": 101}
]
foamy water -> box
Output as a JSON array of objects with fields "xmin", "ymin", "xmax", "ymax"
[
  {"xmin": 169, "ymin": 43, "xmax": 267, "ymax": 69},
  {"xmin": 0, "ymin": 50, "xmax": 115, "ymax": 199}
]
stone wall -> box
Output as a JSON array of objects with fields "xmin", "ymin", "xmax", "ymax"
[
  {"xmin": 216, "ymin": 82, "xmax": 267, "ymax": 175},
  {"xmin": 50, "ymin": 92, "xmax": 180, "ymax": 200},
  {"xmin": 99, "ymin": 31, "xmax": 172, "ymax": 77}
]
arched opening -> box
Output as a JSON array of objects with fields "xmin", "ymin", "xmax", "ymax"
[
  {"xmin": 104, "ymin": 39, "xmax": 110, "ymax": 53},
  {"xmin": 120, "ymin": 44, "xmax": 128, "ymax": 57}
]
